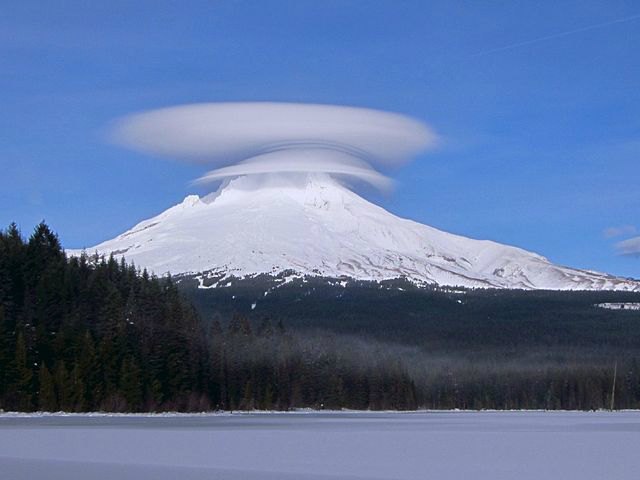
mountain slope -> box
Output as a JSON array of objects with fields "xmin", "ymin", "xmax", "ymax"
[{"xmin": 71, "ymin": 174, "xmax": 639, "ymax": 291}]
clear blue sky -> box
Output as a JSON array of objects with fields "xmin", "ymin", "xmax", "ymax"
[{"xmin": 1, "ymin": 1, "xmax": 639, "ymax": 278}]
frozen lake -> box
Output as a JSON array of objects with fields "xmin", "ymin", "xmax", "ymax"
[{"xmin": 1, "ymin": 411, "xmax": 639, "ymax": 479}]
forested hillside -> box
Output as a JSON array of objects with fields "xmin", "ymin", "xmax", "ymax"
[
  {"xmin": 181, "ymin": 273, "xmax": 640, "ymax": 410},
  {"xmin": 181, "ymin": 274, "xmax": 640, "ymax": 349}
]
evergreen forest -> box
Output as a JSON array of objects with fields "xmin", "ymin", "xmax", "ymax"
[{"xmin": 1, "ymin": 222, "xmax": 640, "ymax": 412}]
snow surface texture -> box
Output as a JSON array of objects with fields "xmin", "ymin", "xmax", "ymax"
[
  {"xmin": 1, "ymin": 411, "xmax": 639, "ymax": 480},
  {"xmin": 70, "ymin": 173, "xmax": 639, "ymax": 291}
]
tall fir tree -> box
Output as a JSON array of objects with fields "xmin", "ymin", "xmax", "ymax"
[{"xmin": 38, "ymin": 363, "xmax": 56, "ymax": 411}]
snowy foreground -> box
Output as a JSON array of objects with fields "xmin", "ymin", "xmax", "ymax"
[{"xmin": 1, "ymin": 411, "xmax": 639, "ymax": 480}]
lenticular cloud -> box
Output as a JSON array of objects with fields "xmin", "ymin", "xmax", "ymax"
[{"xmin": 111, "ymin": 102, "xmax": 437, "ymax": 190}]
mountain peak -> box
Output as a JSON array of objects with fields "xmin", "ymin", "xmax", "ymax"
[
  {"xmin": 214, "ymin": 172, "xmax": 348, "ymax": 197},
  {"xmin": 180, "ymin": 194, "xmax": 202, "ymax": 207}
]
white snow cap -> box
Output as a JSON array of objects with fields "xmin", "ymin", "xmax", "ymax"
[{"xmin": 110, "ymin": 102, "xmax": 438, "ymax": 190}]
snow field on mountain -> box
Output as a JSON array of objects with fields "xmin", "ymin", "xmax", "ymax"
[{"xmin": 70, "ymin": 173, "xmax": 639, "ymax": 291}]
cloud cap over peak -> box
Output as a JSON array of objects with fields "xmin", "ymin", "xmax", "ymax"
[
  {"xmin": 109, "ymin": 102, "xmax": 437, "ymax": 190},
  {"xmin": 194, "ymin": 149, "xmax": 394, "ymax": 191},
  {"xmin": 112, "ymin": 102, "xmax": 436, "ymax": 165}
]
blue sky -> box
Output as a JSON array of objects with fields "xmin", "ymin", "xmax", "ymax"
[{"xmin": 1, "ymin": 0, "xmax": 639, "ymax": 278}]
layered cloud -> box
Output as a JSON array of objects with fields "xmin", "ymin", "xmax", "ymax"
[
  {"xmin": 193, "ymin": 149, "xmax": 394, "ymax": 190},
  {"xmin": 110, "ymin": 102, "xmax": 437, "ymax": 190}
]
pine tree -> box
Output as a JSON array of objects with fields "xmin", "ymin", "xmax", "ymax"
[
  {"xmin": 0, "ymin": 306, "xmax": 8, "ymax": 400},
  {"xmin": 54, "ymin": 361, "xmax": 71, "ymax": 411},
  {"xmin": 38, "ymin": 363, "xmax": 56, "ymax": 411},
  {"xmin": 257, "ymin": 317, "xmax": 273, "ymax": 337},
  {"xmin": 78, "ymin": 331, "xmax": 100, "ymax": 409},
  {"xmin": 208, "ymin": 318, "xmax": 224, "ymax": 408},
  {"xmin": 14, "ymin": 332, "xmax": 33, "ymax": 410},
  {"xmin": 119, "ymin": 355, "xmax": 143, "ymax": 412},
  {"xmin": 1, "ymin": 223, "xmax": 25, "ymax": 330},
  {"xmin": 69, "ymin": 364, "xmax": 86, "ymax": 412},
  {"xmin": 228, "ymin": 314, "xmax": 252, "ymax": 338}
]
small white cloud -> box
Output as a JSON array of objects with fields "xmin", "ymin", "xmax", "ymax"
[
  {"xmin": 615, "ymin": 236, "xmax": 640, "ymax": 256},
  {"xmin": 603, "ymin": 225, "xmax": 636, "ymax": 239}
]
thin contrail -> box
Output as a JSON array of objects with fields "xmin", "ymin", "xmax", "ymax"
[{"xmin": 474, "ymin": 13, "xmax": 640, "ymax": 56}]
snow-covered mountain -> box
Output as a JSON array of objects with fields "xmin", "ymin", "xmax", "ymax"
[{"xmin": 71, "ymin": 174, "xmax": 639, "ymax": 291}]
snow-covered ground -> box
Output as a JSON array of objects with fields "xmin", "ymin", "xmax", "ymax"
[{"xmin": 1, "ymin": 411, "xmax": 639, "ymax": 479}]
